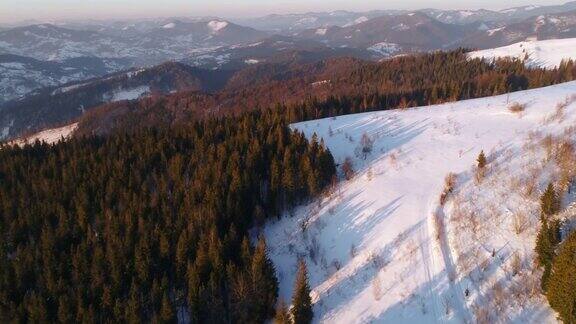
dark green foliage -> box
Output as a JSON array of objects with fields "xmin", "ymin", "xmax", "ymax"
[
  {"xmin": 546, "ymin": 231, "xmax": 576, "ymax": 324},
  {"xmin": 0, "ymin": 109, "xmax": 335, "ymax": 322},
  {"xmin": 291, "ymin": 260, "xmax": 313, "ymax": 324},
  {"xmin": 541, "ymin": 183, "xmax": 561, "ymax": 217},
  {"xmin": 535, "ymin": 216, "xmax": 562, "ymax": 290},
  {"xmin": 535, "ymin": 183, "xmax": 563, "ymax": 290}
]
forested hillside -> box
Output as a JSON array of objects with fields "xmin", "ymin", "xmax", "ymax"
[
  {"xmin": 76, "ymin": 50, "xmax": 576, "ymax": 136},
  {"xmin": 0, "ymin": 109, "xmax": 336, "ymax": 322}
]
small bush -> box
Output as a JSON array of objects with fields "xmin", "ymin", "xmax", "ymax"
[
  {"xmin": 372, "ymin": 275, "xmax": 383, "ymax": 301},
  {"xmin": 475, "ymin": 151, "xmax": 487, "ymax": 183},
  {"xmin": 510, "ymin": 252, "xmax": 522, "ymax": 276},
  {"xmin": 508, "ymin": 102, "xmax": 526, "ymax": 113},
  {"xmin": 342, "ymin": 157, "xmax": 355, "ymax": 180},
  {"xmin": 440, "ymin": 173, "xmax": 457, "ymax": 205},
  {"xmin": 512, "ymin": 211, "xmax": 528, "ymax": 235}
]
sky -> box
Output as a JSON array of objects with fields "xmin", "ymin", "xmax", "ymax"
[{"xmin": 0, "ymin": 0, "xmax": 570, "ymax": 24}]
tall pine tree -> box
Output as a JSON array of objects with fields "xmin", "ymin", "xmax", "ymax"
[
  {"xmin": 535, "ymin": 183, "xmax": 562, "ymax": 290},
  {"xmin": 291, "ymin": 260, "xmax": 313, "ymax": 324},
  {"xmin": 251, "ymin": 237, "xmax": 279, "ymax": 321},
  {"xmin": 546, "ymin": 231, "xmax": 576, "ymax": 324},
  {"xmin": 540, "ymin": 183, "xmax": 561, "ymax": 217}
]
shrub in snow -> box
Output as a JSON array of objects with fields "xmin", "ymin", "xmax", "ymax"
[
  {"xmin": 440, "ymin": 173, "xmax": 457, "ymax": 205},
  {"xmin": 349, "ymin": 244, "xmax": 357, "ymax": 258},
  {"xmin": 372, "ymin": 275, "xmax": 383, "ymax": 301},
  {"xmin": 512, "ymin": 211, "xmax": 528, "ymax": 235},
  {"xmin": 356, "ymin": 132, "xmax": 374, "ymax": 160},
  {"xmin": 508, "ymin": 102, "xmax": 526, "ymax": 114},
  {"xmin": 341, "ymin": 157, "xmax": 354, "ymax": 180},
  {"xmin": 510, "ymin": 252, "xmax": 523, "ymax": 277},
  {"xmin": 475, "ymin": 151, "xmax": 487, "ymax": 183}
]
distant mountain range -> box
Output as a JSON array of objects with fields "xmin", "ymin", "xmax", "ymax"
[
  {"xmin": 0, "ymin": 20, "xmax": 267, "ymax": 65},
  {"xmin": 0, "ymin": 54, "xmax": 132, "ymax": 104},
  {"xmin": 3, "ymin": 1, "xmax": 576, "ymax": 140},
  {"xmin": 233, "ymin": 1, "xmax": 576, "ymax": 32},
  {"xmin": 458, "ymin": 10, "xmax": 576, "ymax": 49},
  {"xmin": 296, "ymin": 12, "xmax": 475, "ymax": 51}
]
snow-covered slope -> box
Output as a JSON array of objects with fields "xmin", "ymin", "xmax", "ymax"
[
  {"xmin": 469, "ymin": 38, "xmax": 576, "ymax": 68},
  {"xmin": 6, "ymin": 123, "xmax": 78, "ymax": 146},
  {"xmin": 265, "ymin": 81, "xmax": 576, "ymax": 323}
]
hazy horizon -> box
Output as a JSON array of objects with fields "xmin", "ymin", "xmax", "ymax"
[{"xmin": 0, "ymin": 0, "xmax": 570, "ymax": 24}]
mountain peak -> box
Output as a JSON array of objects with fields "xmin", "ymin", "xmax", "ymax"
[{"xmin": 207, "ymin": 20, "xmax": 229, "ymax": 33}]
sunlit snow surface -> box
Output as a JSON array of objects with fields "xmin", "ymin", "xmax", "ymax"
[
  {"xmin": 265, "ymin": 81, "xmax": 576, "ymax": 323},
  {"xmin": 7, "ymin": 123, "xmax": 78, "ymax": 146},
  {"xmin": 469, "ymin": 38, "xmax": 576, "ymax": 69}
]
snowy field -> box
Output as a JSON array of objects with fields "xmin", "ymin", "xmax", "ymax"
[
  {"xmin": 469, "ymin": 38, "xmax": 576, "ymax": 68},
  {"xmin": 265, "ymin": 81, "xmax": 576, "ymax": 323},
  {"xmin": 5, "ymin": 123, "xmax": 78, "ymax": 146}
]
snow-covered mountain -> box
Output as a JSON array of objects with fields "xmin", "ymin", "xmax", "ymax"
[
  {"xmin": 265, "ymin": 81, "xmax": 576, "ymax": 323},
  {"xmin": 469, "ymin": 38, "xmax": 576, "ymax": 69},
  {"xmin": 422, "ymin": 2, "xmax": 576, "ymax": 25},
  {"xmin": 0, "ymin": 24, "xmax": 128, "ymax": 61},
  {"xmin": 499, "ymin": 1, "xmax": 576, "ymax": 21},
  {"xmin": 233, "ymin": 11, "xmax": 402, "ymax": 34},
  {"xmin": 233, "ymin": 2, "xmax": 576, "ymax": 33},
  {"xmin": 184, "ymin": 35, "xmax": 376, "ymax": 69},
  {"xmin": 0, "ymin": 20, "xmax": 267, "ymax": 65},
  {"xmin": 0, "ymin": 54, "xmax": 132, "ymax": 103},
  {"xmin": 297, "ymin": 12, "xmax": 474, "ymax": 54},
  {"xmin": 0, "ymin": 61, "xmax": 231, "ymax": 140},
  {"xmin": 458, "ymin": 10, "xmax": 576, "ymax": 49}
]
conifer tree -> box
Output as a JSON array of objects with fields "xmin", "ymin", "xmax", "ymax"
[
  {"xmin": 477, "ymin": 150, "xmax": 487, "ymax": 169},
  {"xmin": 251, "ymin": 237, "xmax": 279, "ymax": 321},
  {"xmin": 535, "ymin": 183, "xmax": 562, "ymax": 290},
  {"xmin": 0, "ymin": 99, "xmax": 336, "ymax": 323},
  {"xmin": 274, "ymin": 299, "xmax": 291, "ymax": 324},
  {"xmin": 159, "ymin": 293, "xmax": 175, "ymax": 323},
  {"xmin": 535, "ymin": 216, "xmax": 554, "ymax": 289},
  {"xmin": 541, "ymin": 183, "xmax": 561, "ymax": 217},
  {"xmin": 291, "ymin": 260, "xmax": 313, "ymax": 324},
  {"xmin": 546, "ymin": 231, "xmax": 576, "ymax": 324}
]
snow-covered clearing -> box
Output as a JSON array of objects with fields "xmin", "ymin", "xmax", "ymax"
[
  {"xmin": 106, "ymin": 86, "xmax": 150, "ymax": 102},
  {"xmin": 6, "ymin": 123, "xmax": 78, "ymax": 146},
  {"xmin": 344, "ymin": 16, "xmax": 369, "ymax": 27},
  {"xmin": 367, "ymin": 42, "xmax": 401, "ymax": 58},
  {"xmin": 265, "ymin": 81, "xmax": 576, "ymax": 323},
  {"xmin": 469, "ymin": 38, "xmax": 576, "ymax": 69},
  {"xmin": 51, "ymin": 82, "xmax": 89, "ymax": 95}
]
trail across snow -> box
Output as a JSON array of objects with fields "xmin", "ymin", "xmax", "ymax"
[{"xmin": 264, "ymin": 81, "xmax": 576, "ymax": 323}]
